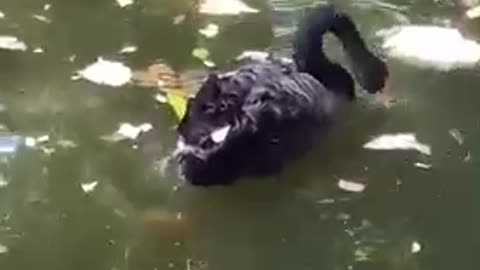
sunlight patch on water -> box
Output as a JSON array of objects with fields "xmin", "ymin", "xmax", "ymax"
[{"xmin": 379, "ymin": 25, "xmax": 480, "ymax": 70}]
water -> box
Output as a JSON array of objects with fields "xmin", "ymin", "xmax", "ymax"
[{"xmin": 0, "ymin": 0, "xmax": 477, "ymax": 270}]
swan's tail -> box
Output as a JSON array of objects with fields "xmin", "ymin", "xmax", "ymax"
[{"xmin": 293, "ymin": 5, "xmax": 388, "ymax": 97}]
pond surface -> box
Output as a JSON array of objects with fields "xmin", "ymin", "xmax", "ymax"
[{"xmin": 0, "ymin": 0, "xmax": 477, "ymax": 270}]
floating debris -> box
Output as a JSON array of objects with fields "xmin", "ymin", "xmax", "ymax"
[
  {"xmin": 414, "ymin": 162, "xmax": 432, "ymax": 170},
  {"xmin": 77, "ymin": 58, "xmax": 132, "ymax": 87},
  {"xmin": 363, "ymin": 133, "xmax": 432, "ymax": 155},
  {"xmin": 81, "ymin": 181, "xmax": 98, "ymax": 193},
  {"xmin": 379, "ymin": 25, "xmax": 480, "ymax": 70},
  {"xmin": 411, "ymin": 241, "xmax": 422, "ymax": 253},
  {"xmin": 0, "ymin": 36, "xmax": 27, "ymax": 51},
  {"xmin": 200, "ymin": 0, "xmax": 259, "ymax": 15},
  {"xmin": 43, "ymin": 4, "xmax": 51, "ymax": 11},
  {"xmin": 199, "ymin": 24, "xmax": 220, "ymax": 38},
  {"xmin": 449, "ymin": 129, "xmax": 464, "ymax": 145},
  {"xmin": 337, "ymin": 179, "xmax": 366, "ymax": 193},
  {"xmin": 0, "ymin": 11, "xmax": 5, "ymax": 19},
  {"xmin": 210, "ymin": 125, "xmax": 231, "ymax": 143}
]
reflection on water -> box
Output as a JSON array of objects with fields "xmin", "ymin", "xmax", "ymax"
[{"xmin": 0, "ymin": 0, "xmax": 476, "ymax": 270}]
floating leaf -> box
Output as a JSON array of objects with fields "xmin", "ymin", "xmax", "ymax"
[
  {"xmin": 449, "ymin": 128, "xmax": 464, "ymax": 145},
  {"xmin": 33, "ymin": 47, "xmax": 44, "ymax": 53},
  {"xmin": 411, "ymin": 241, "xmax": 422, "ymax": 253},
  {"xmin": 167, "ymin": 92, "xmax": 188, "ymax": 120},
  {"xmin": 81, "ymin": 181, "xmax": 98, "ymax": 193},
  {"xmin": 0, "ymin": 36, "xmax": 27, "ymax": 51},
  {"xmin": 32, "ymin": 14, "xmax": 51, "ymax": 23},
  {"xmin": 77, "ymin": 57, "xmax": 132, "ymax": 87},
  {"xmin": 192, "ymin": 48, "xmax": 210, "ymax": 61},
  {"xmin": 203, "ymin": 60, "xmax": 216, "ymax": 68},
  {"xmin": 338, "ymin": 179, "xmax": 366, "ymax": 193},
  {"xmin": 119, "ymin": 45, "xmax": 137, "ymax": 54},
  {"xmin": 363, "ymin": 133, "xmax": 431, "ymax": 155},
  {"xmin": 200, "ymin": 0, "xmax": 259, "ymax": 15},
  {"xmin": 101, "ymin": 122, "xmax": 153, "ymax": 142},
  {"xmin": 154, "ymin": 93, "xmax": 168, "ymax": 103},
  {"xmin": 414, "ymin": 162, "xmax": 432, "ymax": 170},
  {"xmin": 117, "ymin": 0, "xmax": 134, "ymax": 8},
  {"xmin": 199, "ymin": 24, "xmax": 220, "ymax": 38}
]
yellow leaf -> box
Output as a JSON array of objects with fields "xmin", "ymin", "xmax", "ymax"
[
  {"xmin": 167, "ymin": 91, "xmax": 188, "ymax": 120},
  {"xmin": 192, "ymin": 48, "xmax": 210, "ymax": 60}
]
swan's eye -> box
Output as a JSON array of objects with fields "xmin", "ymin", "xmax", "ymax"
[
  {"xmin": 248, "ymin": 98, "xmax": 260, "ymax": 105},
  {"xmin": 219, "ymin": 102, "xmax": 228, "ymax": 111},
  {"xmin": 202, "ymin": 103, "xmax": 216, "ymax": 114}
]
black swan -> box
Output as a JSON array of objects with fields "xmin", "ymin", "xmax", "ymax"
[{"xmin": 174, "ymin": 4, "xmax": 389, "ymax": 186}]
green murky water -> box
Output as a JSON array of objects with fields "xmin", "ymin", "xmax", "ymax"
[{"xmin": 0, "ymin": 0, "xmax": 476, "ymax": 270}]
